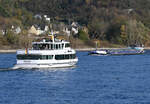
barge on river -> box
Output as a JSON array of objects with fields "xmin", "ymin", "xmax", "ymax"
[
  {"xmin": 107, "ymin": 46, "xmax": 144, "ymax": 55},
  {"xmin": 88, "ymin": 46, "xmax": 144, "ymax": 56}
]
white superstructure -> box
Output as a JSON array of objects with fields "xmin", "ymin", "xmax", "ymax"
[{"xmin": 13, "ymin": 35, "xmax": 78, "ymax": 69}]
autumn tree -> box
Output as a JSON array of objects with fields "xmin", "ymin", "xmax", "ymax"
[
  {"xmin": 88, "ymin": 18, "xmax": 109, "ymax": 40},
  {"xmin": 125, "ymin": 19, "xmax": 150, "ymax": 46}
]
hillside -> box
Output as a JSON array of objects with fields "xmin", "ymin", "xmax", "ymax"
[{"xmin": 0, "ymin": 0, "xmax": 150, "ymax": 48}]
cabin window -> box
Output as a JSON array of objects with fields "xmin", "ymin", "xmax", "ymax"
[
  {"xmin": 17, "ymin": 55, "xmax": 53, "ymax": 60},
  {"xmin": 17, "ymin": 55, "xmax": 40, "ymax": 60},
  {"xmin": 37, "ymin": 44, "xmax": 40, "ymax": 50},
  {"xmin": 33, "ymin": 44, "xmax": 40, "ymax": 50},
  {"xmin": 42, "ymin": 55, "xmax": 47, "ymax": 59},
  {"xmin": 51, "ymin": 44, "xmax": 53, "ymax": 50},
  {"xmin": 45, "ymin": 44, "xmax": 49, "ymax": 49},
  {"xmin": 47, "ymin": 55, "xmax": 53, "ymax": 59},
  {"xmin": 55, "ymin": 54, "xmax": 76, "ymax": 60},
  {"xmin": 55, "ymin": 55, "xmax": 64, "ymax": 60},
  {"xmin": 70, "ymin": 54, "xmax": 76, "ymax": 59},
  {"xmin": 53, "ymin": 44, "xmax": 56, "ymax": 49},
  {"xmin": 65, "ymin": 43, "xmax": 70, "ymax": 48},
  {"xmin": 62, "ymin": 44, "xmax": 64, "ymax": 48},
  {"xmin": 33, "ymin": 44, "xmax": 56, "ymax": 50},
  {"xmin": 48, "ymin": 44, "xmax": 51, "ymax": 49},
  {"xmin": 64, "ymin": 55, "xmax": 69, "ymax": 59},
  {"xmin": 56, "ymin": 44, "xmax": 59, "ymax": 49},
  {"xmin": 59, "ymin": 44, "xmax": 61, "ymax": 49},
  {"xmin": 33, "ymin": 44, "xmax": 37, "ymax": 49}
]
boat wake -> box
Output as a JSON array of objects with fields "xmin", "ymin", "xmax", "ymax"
[
  {"xmin": 0, "ymin": 68, "xmax": 17, "ymax": 71},
  {"xmin": 0, "ymin": 65, "xmax": 77, "ymax": 71}
]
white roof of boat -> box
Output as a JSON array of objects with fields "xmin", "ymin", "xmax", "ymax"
[{"xmin": 32, "ymin": 40, "xmax": 69, "ymax": 44}]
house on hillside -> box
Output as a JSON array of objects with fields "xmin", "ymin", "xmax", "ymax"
[
  {"xmin": 63, "ymin": 27, "xmax": 71, "ymax": 36},
  {"xmin": 28, "ymin": 25, "xmax": 44, "ymax": 35},
  {"xmin": 71, "ymin": 22, "xmax": 78, "ymax": 27},
  {"xmin": 14, "ymin": 27, "xmax": 21, "ymax": 34},
  {"xmin": 124, "ymin": 8, "xmax": 134, "ymax": 14},
  {"xmin": 82, "ymin": 26, "xmax": 88, "ymax": 33},
  {"xmin": 0, "ymin": 30, "xmax": 5, "ymax": 35},
  {"xmin": 28, "ymin": 25, "xmax": 38, "ymax": 35},
  {"xmin": 34, "ymin": 14, "xmax": 42, "ymax": 19},
  {"xmin": 28, "ymin": 25, "xmax": 51, "ymax": 35},
  {"xmin": 44, "ymin": 15, "xmax": 50, "ymax": 23},
  {"xmin": 72, "ymin": 27, "xmax": 78, "ymax": 34},
  {"xmin": 11, "ymin": 25, "xmax": 21, "ymax": 34}
]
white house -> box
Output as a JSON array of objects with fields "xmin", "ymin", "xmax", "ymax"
[
  {"xmin": 14, "ymin": 27, "xmax": 21, "ymax": 34},
  {"xmin": 72, "ymin": 27, "xmax": 78, "ymax": 34},
  {"xmin": 34, "ymin": 14, "xmax": 42, "ymax": 19},
  {"xmin": 45, "ymin": 18, "xmax": 50, "ymax": 22},
  {"xmin": 71, "ymin": 22, "xmax": 78, "ymax": 27},
  {"xmin": 11, "ymin": 25, "xmax": 21, "ymax": 34},
  {"xmin": 44, "ymin": 26, "xmax": 49, "ymax": 31},
  {"xmin": 63, "ymin": 27, "xmax": 71, "ymax": 36},
  {"xmin": 29, "ymin": 25, "xmax": 49, "ymax": 35},
  {"xmin": 44, "ymin": 15, "xmax": 47, "ymax": 18},
  {"xmin": 0, "ymin": 30, "xmax": 5, "ymax": 35},
  {"xmin": 37, "ymin": 28, "xmax": 44, "ymax": 35}
]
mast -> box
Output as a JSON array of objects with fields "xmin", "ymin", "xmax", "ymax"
[{"xmin": 96, "ymin": 41, "xmax": 98, "ymax": 50}]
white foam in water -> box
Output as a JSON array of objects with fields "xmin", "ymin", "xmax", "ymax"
[
  {"xmin": 37, "ymin": 66, "xmax": 77, "ymax": 72},
  {"xmin": 0, "ymin": 68, "xmax": 14, "ymax": 71},
  {"xmin": 1, "ymin": 65, "xmax": 77, "ymax": 72}
]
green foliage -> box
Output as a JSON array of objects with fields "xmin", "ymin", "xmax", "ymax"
[
  {"xmin": 120, "ymin": 25, "xmax": 127, "ymax": 44},
  {"xmin": 0, "ymin": 5, "xmax": 10, "ymax": 17},
  {"xmin": 78, "ymin": 30, "xmax": 89, "ymax": 42},
  {"xmin": 88, "ymin": 19, "xmax": 109, "ymax": 40},
  {"xmin": 0, "ymin": 0, "xmax": 150, "ymax": 47},
  {"xmin": 5, "ymin": 30, "xmax": 19, "ymax": 45},
  {"xmin": 18, "ymin": 30, "xmax": 33, "ymax": 48},
  {"xmin": 125, "ymin": 20, "xmax": 150, "ymax": 45}
]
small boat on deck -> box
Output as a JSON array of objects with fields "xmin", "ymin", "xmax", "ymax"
[
  {"xmin": 88, "ymin": 41, "xmax": 107, "ymax": 55},
  {"xmin": 88, "ymin": 50, "xmax": 107, "ymax": 55}
]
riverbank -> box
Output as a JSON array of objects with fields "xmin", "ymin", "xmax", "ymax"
[
  {"xmin": 0, "ymin": 50, "xmax": 16, "ymax": 53},
  {"xmin": 0, "ymin": 48, "xmax": 118, "ymax": 53},
  {"xmin": 0, "ymin": 47, "xmax": 150, "ymax": 53},
  {"xmin": 76, "ymin": 47, "xmax": 150, "ymax": 51}
]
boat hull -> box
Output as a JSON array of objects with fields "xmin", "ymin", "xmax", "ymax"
[
  {"xmin": 13, "ymin": 59, "xmax": 78, "ymax": 69},
  {"xmin": 108, "ymin": 49, "xmax": 144, "ymax": 55}
]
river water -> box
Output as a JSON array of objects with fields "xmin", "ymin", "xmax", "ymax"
[{"xmin": 0, "ymin": 51, "xmax": 150, "ymax": 104}]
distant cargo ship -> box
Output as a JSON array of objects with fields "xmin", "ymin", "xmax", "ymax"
[
  {"xmin": 89, "ymin": 45, "xmax": 144, "ymax": 56},
  {"xmin": 107, "ymin": 46, "xmax": 144, "ymax": 55}
]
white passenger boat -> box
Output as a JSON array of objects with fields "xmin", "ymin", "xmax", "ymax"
[{"xmin": 13, "ymin": 35, "xmax": 78, "ymax": 69}]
